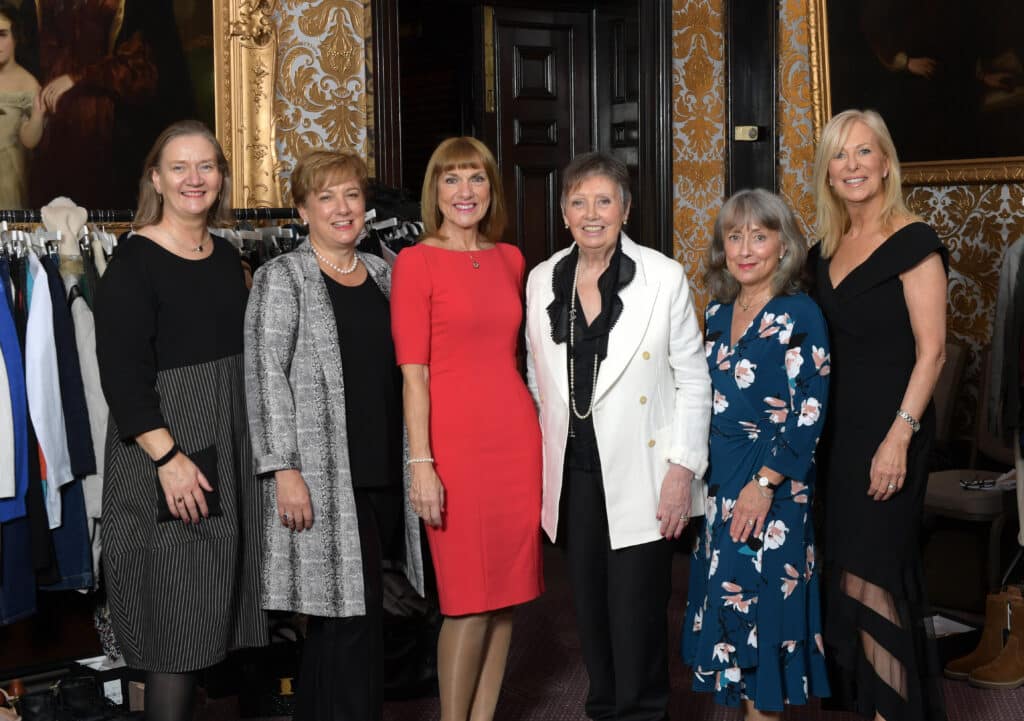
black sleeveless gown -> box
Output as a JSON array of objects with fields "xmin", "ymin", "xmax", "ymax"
[{"xmin": 811, "ymin": 222, "xmax": 949, "ymax": 721}]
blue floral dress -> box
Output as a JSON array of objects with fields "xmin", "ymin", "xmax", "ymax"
[{"xmin": 682, "ymin": 293, "xmax": 831, "ymax": 711}]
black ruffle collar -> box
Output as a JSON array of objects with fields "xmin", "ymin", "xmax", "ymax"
[{"xmin": 546, "ymin": 238, "xmax": 635, "ymax": 360}]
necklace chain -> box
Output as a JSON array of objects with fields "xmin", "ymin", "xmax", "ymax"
[
  {"xmin": 569, "ymin": 258, "xmax": 599, "ymax": 423},
  {"xmin": 165, "ymin": 229, "xmax": 205, "ymax": 253},
  {"xmin": 737, "ymin": 290, "xmax": 770, "ymax": 312},
  {"xmin": 311, "ymin": 243, "xmax": 360, "ymax": 275}
]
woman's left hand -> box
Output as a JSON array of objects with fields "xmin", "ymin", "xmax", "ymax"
[
  {"xmin": 41, "ymin": 74, "xmax": 74, "ymax": 113},
  {"xmin": 868, "ymin": 430, "xmax": 910, "ymax": 501},
  {"xmin": 729, "ymin": 481, "xmax": 772, "ymax": 544},
  {"xmin": 657, "ymin": 463, "xmax": 694, "ymax": 539}
]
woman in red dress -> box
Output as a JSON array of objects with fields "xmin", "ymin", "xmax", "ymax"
[{"xmin": 391, "ymin": 136, "xmax": 543, "ymax": 721}]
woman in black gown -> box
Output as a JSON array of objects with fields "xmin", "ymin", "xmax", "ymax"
[{"xmin": 810, "ymin": 109, "xmax": 948, "ymax": 721}]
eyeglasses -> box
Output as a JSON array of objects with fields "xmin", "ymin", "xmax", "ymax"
[{"xmin": 960, "ymin": 478, "xmax": 996, "ymax": 491}]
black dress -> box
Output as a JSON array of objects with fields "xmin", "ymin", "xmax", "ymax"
[
  {"xmin": 811, "ymin": 222, "xmax": 948, "ymax": 721},
  {"xmin": 94, "ymin": 234, "xmax": 267, "ymax": 672}
]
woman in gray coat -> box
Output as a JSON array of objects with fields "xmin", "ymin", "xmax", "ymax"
[{"xmin": 244, "ymin": 149, "xmax": 423, "ymax": 721}]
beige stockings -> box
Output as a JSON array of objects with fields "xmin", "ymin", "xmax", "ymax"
[{"xmin": 437, "ymin": 608, "xmax": 515, "ymax": 721}]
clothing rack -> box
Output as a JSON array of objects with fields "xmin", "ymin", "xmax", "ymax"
[{"xmin": 0, "ymin": 207, "xmax": 302, "ymax": 224}]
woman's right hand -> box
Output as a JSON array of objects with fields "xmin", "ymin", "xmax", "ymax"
[
  {"xmin": 275, "ymin": 469, "xmax": 314, "ymax": 532},
  {"xmin": 410, "ymin": 463, "xmax": 445, "ymax": 528},
  {"xmin": 158, "ymin": 453, "xmax": 213, "ymax": 524}
]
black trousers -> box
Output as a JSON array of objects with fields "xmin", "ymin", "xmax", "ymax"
[
  {"xmin": 562, "ymin": 465, "xmax": 673, "ymax": 721},
  {"xmin": 294, "ymin": 490, "xmax": 385, "ymax": 721}
]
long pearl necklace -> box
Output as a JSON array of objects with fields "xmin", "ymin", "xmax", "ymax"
[
  {"xmin": 569, "ymin": 258, "xmax": 599, "ymax": 422},
  {"xmin": 311, "ymin": 243, "xmax": 359, "ymax": 274}
]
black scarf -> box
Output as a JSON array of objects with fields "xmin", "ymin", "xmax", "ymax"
[{"xmin": 546, "ymin": 238, "xmax": 635, "ymax": 361}]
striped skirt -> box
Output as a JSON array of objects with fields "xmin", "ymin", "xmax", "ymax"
[{"xmin": 102, "ymin": 354, "xmax": 267, "ymax": 672}]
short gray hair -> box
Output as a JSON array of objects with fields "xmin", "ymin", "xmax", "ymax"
[
  {"xmin": 560, "ymin": 152, "xmax": 631, "ymax": 210},
  {"xmin": 705, "ymin": 189, "xmax": 807, "ymax": 303}
]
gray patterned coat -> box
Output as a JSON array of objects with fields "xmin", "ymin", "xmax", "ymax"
[{"xmin": 244, "ymin": 241, "xmax": 424, "ymax": 617}]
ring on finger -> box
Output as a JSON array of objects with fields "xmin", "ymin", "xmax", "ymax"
[
  {"xmin": 746, "ymin": 519, "xmax": 754, "ymax": 526},
  {"xmin": 886, "ymin": 482, "xmax": 896, "ymax": 490}
]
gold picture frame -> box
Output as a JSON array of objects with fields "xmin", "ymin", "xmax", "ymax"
[
  {"xmin": 808, "ymin": 0, "xmax": 1024, "ymax": 186},
  {"xmin": 214, "ymin": 0, "xmax": 283, "ymax": 208}
]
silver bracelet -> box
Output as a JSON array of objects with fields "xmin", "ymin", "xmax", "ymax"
[
  {"xmin": 896, "ymin": 409, "xmax": 920, "ymax": 433},
  {"xmin": 406, "ymin": 457, "xmax": 435, "ymax": 466}
]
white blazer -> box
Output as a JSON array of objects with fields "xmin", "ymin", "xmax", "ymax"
[{"xmin": 525, "ymin": 234, "xmax": 712, "ymax": 550}]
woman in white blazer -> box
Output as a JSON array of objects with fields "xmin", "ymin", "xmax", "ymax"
[{"xmin": 525, "ymin": 152, "xmax": 711, "ymax": 721}]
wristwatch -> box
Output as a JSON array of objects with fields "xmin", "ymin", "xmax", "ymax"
[{"xmin": 755, "ymin": 474, "xmax": 779, "ymax": 490}]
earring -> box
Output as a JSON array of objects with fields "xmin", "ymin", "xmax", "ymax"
[
  {"xmin": 564, "ymin": 223, "xmax": 569, "ymax": 229},
  {"xmin": 779, "ymin": 254, "xmax": 785, "ymax": 260},
  {"xmin": 883, "ymin": 171, "xmax": 889, "ymax": 179}
]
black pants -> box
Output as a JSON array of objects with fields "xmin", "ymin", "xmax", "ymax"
[
  {"xmin": 562, "ymin": 465, "xmax": 673, "ymax": 721},
  {"xmin": 294, "ymin": 491, "xmax": 385, "ymax": 721}
]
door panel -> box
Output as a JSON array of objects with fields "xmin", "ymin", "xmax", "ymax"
[{"xmin": 484, "ymin": 6, "xmax": 592, "ymax": 270}]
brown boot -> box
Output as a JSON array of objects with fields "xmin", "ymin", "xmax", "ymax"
[
  {"xmin": 969, "ymin": 597, "xmax": 1024, "ymax": 689},
  {"xmin": 945, "ymin": 587, "xmax": 1022, "ymax": 680}
]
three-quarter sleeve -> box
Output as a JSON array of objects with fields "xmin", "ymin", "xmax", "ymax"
[
  {"xmin": 765, "ymin": 301, "xmax": 831, "ymax": 483},
  {"xmin": 244, "ymin": 262, "xmax": 302, "ymax": 476},
  {"xmin": 94, "ymin": 248, "xmax": 165, "ymax": 440},
  {"xmin": 391, "ymin": 248, "xmax": 432, "ymax": 365}
]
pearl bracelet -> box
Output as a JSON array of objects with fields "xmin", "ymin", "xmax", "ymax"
[{"xmin": 406, "ymin": 457, "xmax": 435, "ymax": 466}]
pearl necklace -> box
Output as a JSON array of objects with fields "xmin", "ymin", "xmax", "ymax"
[
  {"xmin": 311, "ymin": 243, "xmax": 359, "ymax": 274},
  {"xmin": 569, "ymin": 258, "xmax": 599, "ymax": 422}
]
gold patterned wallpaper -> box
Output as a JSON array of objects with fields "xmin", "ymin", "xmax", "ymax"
[
  {"xmin": 272, "ymin": 0, "xmax": 374, "ymax": 202},
  {"xmin": 777, "ymin": 0, "xmax": 1024, "ymax": 433},
  {"xmin": 671, "ymin": 0, "xmax": 726, "ymax": 312}
]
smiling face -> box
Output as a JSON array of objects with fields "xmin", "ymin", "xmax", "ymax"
[
  {"xmin": 436, "ymin": 162, "xmax": 491, "ymax": 233},
  {"xmin": 723, "ymin": 221, "xmax": 783, "ymax": 294},
  {"xmin": 299, "ymin": 176, "xmax": 366, "ymax": 252},
  {"xmin": 827, "ymin": 120, "xmax": 891, "ymax": 206},
  {"xmin": 562, "ymin": 174, "xmax": 629, "ymax": 255},
  {"xmin": 0, "ymin": 14, "xmax": 15, "ymax": 68},
  {"xmin": 151, "ymin": 134, "xmax": 222, "ymax": 221}
]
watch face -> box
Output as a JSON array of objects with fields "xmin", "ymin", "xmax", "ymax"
[{"xmin": 757, "ymin": 475, "xmax": 770, "ymax": 487}]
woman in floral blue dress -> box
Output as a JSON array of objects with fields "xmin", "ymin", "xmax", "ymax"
[{"xmin": 683, "ymin": 189, "xmax": 831, "ymax": 719}]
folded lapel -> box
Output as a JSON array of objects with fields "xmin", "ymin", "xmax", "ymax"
[
  {"xmin": 299, "ymin": 243, "xmax": 346, "ymax": 392},
  {"xmin": 536, "ymin": 256, "xmax": 570, "ymax": 405},
  {"xmin": 593, "ymin": 240, "xmax": 659, "ymax": 402}
]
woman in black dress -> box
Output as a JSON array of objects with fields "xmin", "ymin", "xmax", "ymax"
[
  {"xmin": 810, "ymin": 109, "xmax": 948, "ymax": 721},
  {"xmin": 95, "ymin": 120, "xmax": 266, "ymax": 721}
]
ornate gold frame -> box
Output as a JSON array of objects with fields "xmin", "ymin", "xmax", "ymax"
[
  {"xmin": 214, "ymin": 0, "xmax": 283, "ymax": 207},
  {"xmin": 808, "ymin": 0, "xmax": 1024, "ymax": 186}
]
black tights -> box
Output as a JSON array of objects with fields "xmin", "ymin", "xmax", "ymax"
[{"xmin": 144, "ymin": 671, "xmax": 197, "ymax": 721}]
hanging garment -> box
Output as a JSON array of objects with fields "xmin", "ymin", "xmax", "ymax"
[
  {"xmin": 0, "ymin": 262, "xmax": 28, "ymax": 523},
  {"xmin": 66, "ymin": 275, "xmax": 108, "ymax": 579},
  {"xmin": 25, "ymin": 252, "xmax": 73, "ymax": 528},
  {"xmin": 0, "ymin": 349, "xmax": 13, "ymax": 498},
  {"xmin": 41, "ymin": 255, "xmax": 95, "ymax": 478}
]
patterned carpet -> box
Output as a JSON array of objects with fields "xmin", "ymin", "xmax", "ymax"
[{"xmin": 201, "ymin": 546, "xmax": 1023, "ymax": 721}]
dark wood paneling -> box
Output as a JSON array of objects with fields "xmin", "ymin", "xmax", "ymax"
[
  {"xmin": 637, "ymin": 0, "xmax": 673, "ymax": 256},
  {"xmin": 726, "ymin": 0, "xmax": 777, "ymax": 194},
  {"xmin": 486, "ymin": 7, "xmax": 592, "ymax": 269},
  {"xmin": 372, "ymin": 0, "xmax": 403, "ymax": 187}
]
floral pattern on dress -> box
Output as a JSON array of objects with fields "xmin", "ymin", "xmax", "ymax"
[{"xmin": 682, "ymin": 293, "xmax": 832, "ymax": 712}]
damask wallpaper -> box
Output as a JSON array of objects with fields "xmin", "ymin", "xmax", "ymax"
[
  {"xmin": 273, "ymin": 0, "xmax": 374, "ymax": 201},
  {"xmin": 671, "ymin": 0, "xmax": 726, "ymax": 312},
  {"xmin": 777, "ymin": 0, "xmax": 1024, "ymax": 433}
]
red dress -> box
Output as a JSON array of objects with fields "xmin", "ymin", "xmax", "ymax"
[{"xmin": 391, "ymin": 242, "xmax": 543, "ymax": 615}]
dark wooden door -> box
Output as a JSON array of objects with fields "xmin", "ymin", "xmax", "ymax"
[{"xmin": 481, "ymin": 6, "xmax": 592, "ymax": 270}]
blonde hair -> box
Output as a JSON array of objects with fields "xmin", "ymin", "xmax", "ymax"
[
  {"xmin": 812, "ymin": 109, "xmax": 917, "ymax": 257},
  {"xmin": 421, "ymin": 137, "xmax": 507, "ymax": 243},
  {"xmin": 290, "ymin": 149, "xmax": 368, "ymax": 207},
  {"xmin": 135, "ymin": 120, "xmax": 233, "ymax": 228}
]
